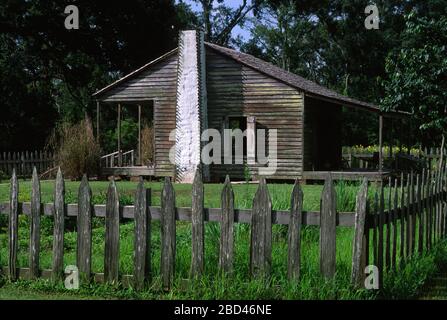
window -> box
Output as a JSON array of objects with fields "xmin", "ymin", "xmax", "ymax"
[{"xmin": 228, "ymin": 117, "xmax": 247, "ymax": 160}]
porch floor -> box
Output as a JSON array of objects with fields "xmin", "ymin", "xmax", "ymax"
[{"xmin": 101, "ymin": 166, "xmax": 155, "ymax": 177}]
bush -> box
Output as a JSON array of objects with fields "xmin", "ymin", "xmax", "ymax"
[
  {"xmin": 48, "ymin": 118, "xmax": 101, "ymax": 180},
  {"xmin": 140, "ymin": 123, "xmax": 154, "ymax": 166}
]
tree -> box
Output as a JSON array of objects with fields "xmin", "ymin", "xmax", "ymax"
[
  {"xmin": 382, "ymin": 13, "xmax": 447, "ymax": 151},
  {"xmin": 189, "ymin": 0, "xmax": 255, "ymax": 46},
  {"xmin": 0, "ymin": 0, "xmax": 194, "ymax": 150},
  {"xmin": 243, "ymin": 0, "xmax": 447, "ymax": 146}
]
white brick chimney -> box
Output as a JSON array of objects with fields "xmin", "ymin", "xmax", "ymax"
[{"xmin": 175, "ymin": 30, "xmax": 208, "ymax": 183}]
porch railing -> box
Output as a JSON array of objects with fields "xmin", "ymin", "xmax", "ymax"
[{"xmin": 100, "ymin": 150, "xmax": 135, "ymax": 168}]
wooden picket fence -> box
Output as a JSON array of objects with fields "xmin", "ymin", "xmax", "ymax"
[
  {"xmin": 0, "ymin": 151, "xmax": 55, "ymax": 177},
  {"xmin": 361, "ymin": 166, "xmax": 447, "ymax": 288},
  {"xmin": 0, "ymin": 166, "xmax": 446, "ymax": 291}
]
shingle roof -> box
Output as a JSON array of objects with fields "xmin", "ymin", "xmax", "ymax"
[
  {"xmin": 206, "ymin": 43, "xmax": 382, "ymax": 112},
  {"xmin": 93, "ymin": 42, "xmax": 408, "ymax": 117}
]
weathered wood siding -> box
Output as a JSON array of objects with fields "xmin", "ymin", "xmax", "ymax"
[
  {"xmin": 206, "ymin": 49, "xmax": 304, "ymax": 180},
  {"xmin": 99, "ymin": 53, "xmax": 178, "ymax": 177},
  {"xmin": 303, "ymin": 96, "xmax": 342, "ymax": 171}
]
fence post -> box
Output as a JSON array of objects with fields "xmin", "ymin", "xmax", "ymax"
[
  {"xmin": 406, "ymin": 173, "xmax": 412, "ymax": 258},
  {"xmin": 436, "ymin": 167, "xmax": 442, "ymax": 241},
  {"xmin": 287, "ymin": 179, "xmax": 303, "ymax": 281},
  {"xmin": 133, "ymin": 178, "xmax": 151, "ymax": 290},
  {"xmin": 161, "ymin": 177, "xmax": 176, "ymax": 290},
  {"xmin": 428, "ymin": 170, "xmax": 433, "ymax": 250},
  {"xmin": 219, "ymin": 175, "xmax": 234, "ymax": 274},
  {"xmin": 378, "ymin": 185, "xmax": 384, "ymax": 281},
  {"xmin": 190, "ymin": 170, "xmax": 204, "ymax": 279},
  {"xmin": 29, "ymin": 167, "xmax": 41, "ymax": 279},
  {"xmin": 385, "ymin": 178, "xmax": 391, "ymax": 270},
  {"xmin": 351, "ymin": 178, "xmax": 368, "ymax": 287},
  {"xmin": 417, "ymin": 172, "xmax": 423, "ymax": 254},
  {"xmin": 52, "ymin": 168, "xmax": 65, "ymax": 281},
  {"xmin": 104, "ymin": 179, "xmax": 120, "ymax": 284},
  {"xmin": 411, "ymin": 174, "xmax": 419, "ymax": 255},
  {"xmin": 392, "ymin": 178, "xmax": 398, "ymax": 270},
  {"xmin": 9, "ymin": 169, "xmax": 19, "ymax": 281},
  {"xmin": 320, "ymin": 173, "xmax": 336, "ymax": 279},
  {"xmin": 77, "ymin": 175, "xmax": 92, "ymax": 283},
  {"xmin": 443, "ymin": 164, "xmax": 447, "ymax": 238},
  {"xmin": 373, "ymin": 192, "xmax": 379, "ymax": 267},
  {"xmin": 20, "ymin": 152, "xmax": 25, "ymax": 177},
  {"xmin": 250, "ymin": 177, "xmax": 272, "ymax": 278}
]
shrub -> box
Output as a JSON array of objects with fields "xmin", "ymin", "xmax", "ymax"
[
  {"xmin": 140, "ymin": 123, "xmax": 154, "ymax": 166},
  {"xmin": 48, "ymin": 118, "xmax": 101, "ymax": 180}
]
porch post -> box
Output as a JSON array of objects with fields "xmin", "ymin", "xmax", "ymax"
[
  {"xmin": 117, "ymin": 103, "xmax": 122, "ymax": 167},
  {"xmin": 247, "ymin": 116, "xmax": 256, "ymax": 165},
  {"xmin": 138, "ymin": 104, "xmax": 142, "ymax": 166},
  {"xmin": 379, "ymin": 114, "xmax": 383, "ymax": 173}
]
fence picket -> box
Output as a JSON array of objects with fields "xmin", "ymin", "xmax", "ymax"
[
  {"xmin": 443, "ymin": 165, "xmax": 447, "ymax": 238},
  {"xmin": 411, "ymin": 174, "xmax": 418, "ymax": 255},
  {"xmin": 428, "ymin": 171, "xmax": 434, "ymax": 249},
  {"xmin": 190, "ymin": 170, "xmax": 204, "ymax": 278},
  {"xmin": 406, "ymin": 173, "xmax": 412, "ymax": 258},
  {"xmin": 29, "ymin": 167, "xmax": 41, "ymax": 279},
  {"xmin": 104, "ymin": 179, "xmax": 120, "ymax": 284},
  {"xmin": 250, "ymin": 177, "xmax": 272, "ymax": 278},
  {"xmin": 426, "ymin": 170, "xmax": 432, "ymax": 250},
  {"xmin": 133, "ymin": 178, "xmax": 151, "ymax": 289},
  {"xmin": 392, "ymin": 178, "xmax": 398, "ymax": 270},
  {"xmin": 378, "ymin": 186, "xmax": 384, "ymax": 281},
  {"xmin": 385, "ymin": 178, "xmax": 391, "ymax": 269},
  {"xmin": 399, "ymin": 172, "xmax": 405, "ymax": 266},
  {"xmin": 219, "ymin": 175, "xmax": 234, "ymax": 274},
  {"xmin": 373, "ymin": 192, "xmax": 379, "ymax": 267},
  {"xmin": 52, "ymin": 168, "xmax": 65, "ymax": 281},
  {"xmin": 287, "ymin": 179, "xmax": 303, "ymax": 281},
  {"xmin": 320, "ymin": 174, "xmax": 336, "ymax": 279},
  {"xmin": 351, "ymin": 178, "xmax": 368, "ymax": 287},
  {"xmin": 77, "ymin": 175, "xmax": 92, "ymax": 283},
  {"xmin": 9, "ymin": 170, "xmax": 19, "ymax": 281},
  {"xmin": 161, "ymin": 177, "xmax": 176, "ymax": 290},
  {"xmin": 436, "ymin": 167, "xmax": 442, "ymax": 241}
]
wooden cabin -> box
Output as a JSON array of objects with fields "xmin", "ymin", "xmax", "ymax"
[{"xmin": 93, "ymin": 30, "xmax": 405, "ymax": 183}]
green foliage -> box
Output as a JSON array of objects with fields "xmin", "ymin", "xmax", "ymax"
[
  {"xmin": 103, "ymin": 119, "xmax": 139, "ymax": 154},
  {"xmin": 49, "ymin": 118, "xmax": 101, "ymax": 180},
  {"xmin": 382, "ymin": 12, "xmax": 447, "ymax": 144},
  {"xmin": 0, "ymin": 0, "xmax": 195, "ymax": 150}
]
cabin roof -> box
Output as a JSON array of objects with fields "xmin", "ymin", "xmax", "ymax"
[{"xmin": 93, "ymin": 43, "xmax": 408, "ymax": 117}]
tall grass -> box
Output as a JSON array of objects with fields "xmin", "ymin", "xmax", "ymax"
[{"xmin": 47, "ymin": 118, "xmax": 100, "ymax": 180}]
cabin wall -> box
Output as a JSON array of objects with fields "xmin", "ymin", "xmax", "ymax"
[
  {"xmin": 303, "ymin": 96, "xmax": 342, "ymax": 171},
  {"xmin": 206, "ymin": 49, "xmax": 304, "ymax": 180},
  {"xmin": 99, "ymin": 53, "xmax": 178, "ymax": 177}
]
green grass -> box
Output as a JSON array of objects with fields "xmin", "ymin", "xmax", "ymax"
[
  {"xmin": 0, "ymin": 179, "xmax": 332, "ymax": 211},
  {"xmin": 0, "ymin": 179, "xmax": 441, "ymax": 300}
]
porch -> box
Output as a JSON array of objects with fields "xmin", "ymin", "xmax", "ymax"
[
  {"xmin": 100, "ymin": 149, "xmax": 155, "ymax": 177},
  {"xmin": 96, "ymin": 100, "xmax": 163, "ymax": 178}
]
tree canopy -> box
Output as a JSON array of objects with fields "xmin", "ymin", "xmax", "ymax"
[
  {"xmin": 382, "ymin": 12, "xmax": 447, "ymax": 145},
  {"xmin": 0, "ymin": 0, "xmax": 446, "ymax": 151}
]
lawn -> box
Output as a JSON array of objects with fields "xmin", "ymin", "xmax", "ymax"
[{"xmin": 0, "ymin": 179, "xmax": 441, "ymax": 299}]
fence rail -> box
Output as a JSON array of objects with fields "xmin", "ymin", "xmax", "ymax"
[
  {"xmin": 0, "ymin": 165, "xmax": 446, "ymax": 291},
  {"xmin": 0, "ymin": 151, "xmax": 55, "ymax": 177}
]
